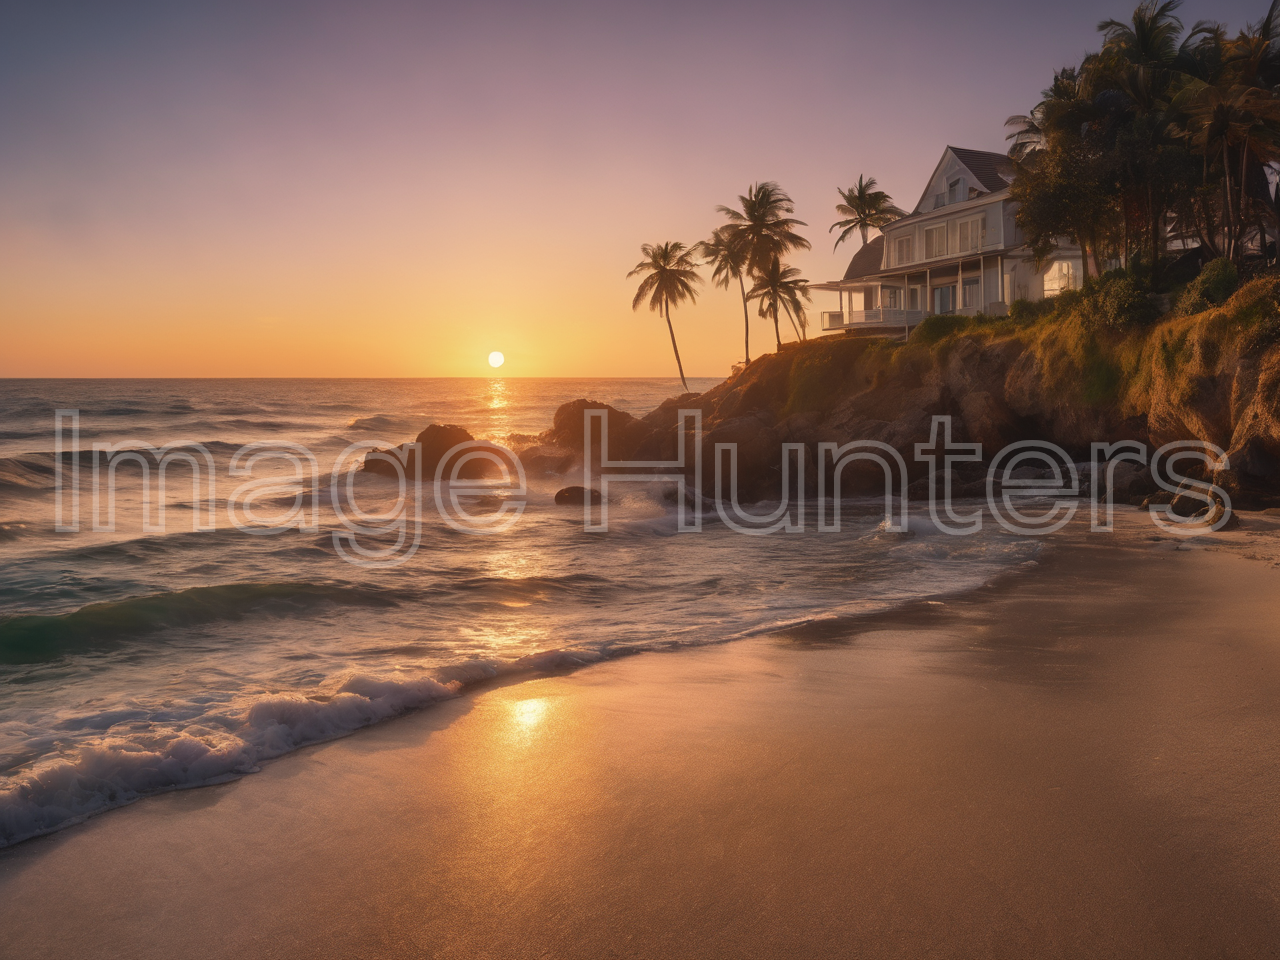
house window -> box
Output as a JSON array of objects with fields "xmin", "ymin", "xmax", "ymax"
[
  {"xmin": 1043, "ymin": 260, "xmax": 1075, "ymax": 295},
  {"xmin": 934, "ymin": 285, "xmax": 957, "ymax": 314},
  {"xmin": 895, "ymin": 236, "xmax": 914, "ymax": 265},
  {"xmin": 947, "ymin": 178, "xmax": 966, "ymax": 204},
  {"xmin": 962, "ymin": 278, "xmax": 981, "ymax": 309},
  {"xmin": 885, "ymin": 287, "xmax": 901, "ymax": 309},
  {"xmin": 958, "ymin": 217, "xmax": 985, "ymax": 254},
  {"xmin": 925, "ymin": 225, "xmax": 947, "ymax": 259}
]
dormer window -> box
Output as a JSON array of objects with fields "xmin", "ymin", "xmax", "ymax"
[{"xmin": 947, "ymin": 178, "xmax": 966, "ymax": 204}]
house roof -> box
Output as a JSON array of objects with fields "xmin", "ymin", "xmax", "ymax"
[
  {"xmin": 911, "ymin": 146, "xmax": 1016, "ymax": 214},
  {"xmin": 947, "ymin": 147, "xmax": 1016, "ymax": 194},
  {"xmin": 825, "ymin": 146, "xmax": 1019, "ymax": 287},
  {"xmin": 842, "ymin": 235, "xmax": 886, "ymax": 281}
]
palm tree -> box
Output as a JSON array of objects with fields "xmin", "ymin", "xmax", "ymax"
[
  {"xmin": 715, "ymin": 182, "xmax": 811, "ymax": 279},
  {"xmin": 1005, "ymin": 66, "xmax": 1097, "ymax": 160},
  {"xmin": 1098, "ymin": 0, "xmax": 1185, "ymax": 70},
  {"xmin": 829, "ymin": 176, "xmax": 904, "ymax": 251},
  {"xmin": 747, "ymin": 257, "xmax": 810, "ymax": 352},
  {"xmin": 628, "ymin": 242, "xmax": 702, "ymax": 393},
  {"xmin": 697, "ymin": 227, "xmax": 753, "ymax": 365},
  {"xmin": 1182, "ymin": 78, "xmax": 1280, "ymax": 261}
]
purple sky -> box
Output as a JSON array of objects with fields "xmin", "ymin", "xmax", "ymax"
[{"xmin": 0, "ymin": 0, "xmax": 1263, "ymax": 377}]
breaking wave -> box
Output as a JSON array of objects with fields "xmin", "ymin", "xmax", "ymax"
[{"xmin": 0, "ymin": 582, "xmax": 400, "ymax": 664}]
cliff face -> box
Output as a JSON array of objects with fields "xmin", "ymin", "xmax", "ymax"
[{"xmin": 526, "ymin": 275, "xmax": 1280, "ymax": 507}]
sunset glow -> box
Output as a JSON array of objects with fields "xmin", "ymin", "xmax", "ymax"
[{"xmin": 1, "ymin": 0, "xmax": 1258, "ymax": 378}]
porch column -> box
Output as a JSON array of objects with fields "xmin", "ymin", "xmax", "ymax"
[
  {"xmin": 980, "ymin": 255, "xmax": 985, "ymax": 313},
  {"xmin": 998, "ymin": 255, "xmax": 1004, "ymax": 303},
  {"xmin": 926, "ymin": 268, "xmax": 931, "ymax": 315}
]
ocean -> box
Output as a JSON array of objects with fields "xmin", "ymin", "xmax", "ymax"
[{"xmin": 0, "ymin": 377, "xmax": 1039, "ymax": 846}]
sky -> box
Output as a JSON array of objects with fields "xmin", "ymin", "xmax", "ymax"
[{"xmin": 0, "ymin": 0, "xmax": 1264, "ymax": 378}]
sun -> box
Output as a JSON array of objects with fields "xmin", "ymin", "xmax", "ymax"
[{"xmin": 488, "ymin": 351, "xmax": 505, "ymax": 369}]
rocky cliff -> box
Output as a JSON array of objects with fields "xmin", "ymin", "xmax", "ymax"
[{"xmin": 515, "ymin": 274, "xmax": 1280, "ymax": 508}]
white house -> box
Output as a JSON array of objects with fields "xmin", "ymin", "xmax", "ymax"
[{"xmin": 814, "ymin": 146, "xmax": 1083, "ymax": 335}]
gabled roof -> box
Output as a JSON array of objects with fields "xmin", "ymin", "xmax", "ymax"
[
  {"xmin": 948, "ymin": 147, "xmax": 1016, "ymax": 194},
  {"xmin": 912, "ymin": 146, "xmax": 1015, "ymax": 213},
  {"xmin": 842, "ymin": 235, "xmax": 885, "ymax": 281},
  {"xmin": 829, "ymin": 146, "xmax": 1018, "ymax": 285}
]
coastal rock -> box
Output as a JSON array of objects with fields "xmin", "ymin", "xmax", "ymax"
[
  {"xmin": 554, "ymin": 486, "xmax": 603, "ymax": 506},
  {"xmin": 541, "ymin": 400, "xmax": 659, "ymax": 467},
  {"xmin": 700, "ymin": 414, "xmax": 784, "ymax": 502},
  {"xmin": 510, "ymin": 279, "xmax": 1280, "ymax": 511},
  {"xmin": 363, "ymin": 424, "xmax": 494, "ymax": 480}
]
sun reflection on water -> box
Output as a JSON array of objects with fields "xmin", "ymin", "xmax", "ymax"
[
  {"xmin": 484, "ymin": 378, "xmax": 511, "ymax": 438},
  {"xmin": 511, "ymin": 698, "xmax": 548, "ymax": 729}
]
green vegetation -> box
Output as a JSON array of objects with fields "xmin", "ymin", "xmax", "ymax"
[
  {"xmin": 633, "ymin": 0, "xmax": 1280, "ymax": 371},
  {"xmin": 1007, "ymin": 0, "xmax": 1280, "ymax": 281},
  {"xmin": 899, "ymin": 274, "xmax": 1280, "ymax": 415},
  {"xmin": 713, "ymin": 183, "xmax": 814, "ymax": 350},
  {"xmin": 1176, "ymin": 258, "xmax": 1240, "ymax": 314},
  {"xmin": 829, "ymin": 176, "xmax": 904, "ymax": 252},
  {"xmin": 627, "ymin": 242, "xmax": 703, "ymax": 393}
]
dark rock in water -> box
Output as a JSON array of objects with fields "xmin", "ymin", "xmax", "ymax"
[
  {"xmin": 517, "ymin": 444, "xmax": 576, "ymax": 476},
  {"xmin": 363, "ymin": 423, "xmax": 495, "ymax": 480},
  {"xmin": 544, "ymin": 400, "xmax": 660, "ymax": 463},
  {"xmin": 555, "ymin": 486, "xmax": 602, "ymax": 506}
]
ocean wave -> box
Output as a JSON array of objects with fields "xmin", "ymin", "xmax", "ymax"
[
  {"xmin": 0, "ymin": 530, "xmax": 1043, "ymax": 849},
  {"xmin": 445, "ymin": 572, "xmax": 619, "ymax": 603},
  {"xmin": 0, "ymin": 670, "xmax": 456, "ymax": 847},
  {"xmin": 0, "ymin": 455, "xmax": 57, "ymax": 490},
  {"xmin": 0, "ymin": 582, "xmax": 400, "ymax": 664},
  {"xmin": 0, "ymin": 648, "xmax": 613, "ymax": 847},
  {"xmin": 346, "ymin": 414, "xmax": 419, "ymax": 433}
]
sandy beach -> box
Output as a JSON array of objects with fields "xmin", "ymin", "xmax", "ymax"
[{"xmin": 3, "ymin": 516, "xmax": 1280, "ymax": 959}]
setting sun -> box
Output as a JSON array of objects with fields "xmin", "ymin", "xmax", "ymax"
[{"xmin": 488, "ymin": 351, "xmax": 505, "ymax": 368}]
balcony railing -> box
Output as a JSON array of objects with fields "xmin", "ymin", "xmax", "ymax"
[{"xmin": 822, "ymin": 309, "xmax": 926, "ymax": 330}]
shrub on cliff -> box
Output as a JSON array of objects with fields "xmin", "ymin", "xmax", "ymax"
[
  {"xmin": 1008, "ymin": 298, "xmax": 1056, "ymax": 324},
  {"xmin": 1176, "ymin": 259, "xmax": 1239, "ymax": 316},
  {"xmin": 913, "ymin": 315, "xmax": 968, "ymax": 344},
  {"xmin": 1078, "ymin": 271, "xmax": 1159, "ymax": 330}
]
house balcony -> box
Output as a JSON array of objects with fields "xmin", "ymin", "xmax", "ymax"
[{"xmin": 821, "ymin": 309, "xmax": 926, "ymax": 331}]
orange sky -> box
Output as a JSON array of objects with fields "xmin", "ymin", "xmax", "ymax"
[{"xmin": 0, "ymin": 0, "xmax": 1254, "ymax": 378}]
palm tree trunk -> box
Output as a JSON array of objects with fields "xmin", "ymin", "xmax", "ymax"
[
  {"xmin": 1224, "ymin": 150, "xmax": 1236, "ymax": 262},
  {"xmin": 1122, "ymin": 211, "xmax": 1128, "ymax": 271},
  {"xmin": 1148, "ymin": 180, "xmax": 1158, "ymax": 278},
  {"xmin": 1238, "ymin": 142, "xmax": 1251, "ymax": 264},
  {"xmin": 785, "ymin": 303, "xmax": 803, "ymax": 342},
  {"xmin": 664, "ymin": 298, "xmax": 689, "ymax": 394},
  {"xmin": 737, "ymin": 274, "xmax": 751, "ymax": 365},
  {"xmin": 773, "ymin": 303, "xmax": 782, "ymax": 352}
]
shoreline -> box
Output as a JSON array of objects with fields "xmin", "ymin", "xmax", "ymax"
[{"xmin": 3, "ymin": 517, "xmax": 1280, "ymax": 957}]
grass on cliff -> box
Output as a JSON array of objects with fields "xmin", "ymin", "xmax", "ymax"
[
  {"xmin": 766, "ymin": 268, "xmax": 1279, "ymax": 419},
  {"xmin": 902, "ymin": 269, "xmax": 1280, "ymax": 414}
]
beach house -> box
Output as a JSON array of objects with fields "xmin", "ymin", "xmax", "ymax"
[{"xmin": 814, "ymin": 146, "xmax": 1083, "ymax": 335}]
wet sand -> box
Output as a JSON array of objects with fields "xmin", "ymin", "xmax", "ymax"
[{"xmin": 3, "ymin": 522, "xmax": 1280, "ymax": 958}]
